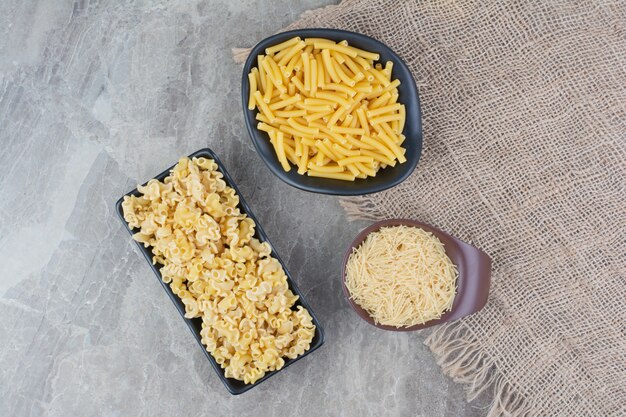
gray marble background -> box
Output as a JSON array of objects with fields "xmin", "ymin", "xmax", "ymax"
[{"xmin": 0, "ymin": 1, "xmax": 487, "ymax": 416}]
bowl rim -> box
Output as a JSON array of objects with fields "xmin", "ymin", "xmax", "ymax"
[
  {"xmin": 241, "ymin": 28, "xmax": 422, "ymax": 196},
  {"xmin": 340, "ymin": 219, "xmax": 491, "ymax": 331}
]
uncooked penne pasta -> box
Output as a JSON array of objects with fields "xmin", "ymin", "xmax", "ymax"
[
  {"xmin": 337, "ymin": 155, "xmax": 375, "ymax": 166},
  {"xmin": 307, "ymin": 163, "xmax": 345, "ymax": 173},
  {"xmin": 314, "ymin": 42, "xmax": 357, "ymax": 57},
  {"xmin": 263, "ymin": 72, "xmax": 274, "ymax": 103},
  {"xmin": 247, "ymin": 37, "xmax": 408, "ymax": 180},
  {"xmin": 307, "ymin": 170, "xmax": 356, "ymax": 181},
  {"xmin": 278, "ymin": 41, "xmax": 306, "ymax": 66},
  {"xmin": 316, "ymin": 56, "xmax": 325, "ymax": 88},
  {"xmin": 247, "ymin": 72, "xmax": 257, "ymax": 110},
  {"xmin": 330, "ymin": 125, "xmax": 365, "ymax": 135},
  {"xmin": 269, "ymin": 94, "xmax": 301, "ymax": 110},
  {"xmin": 275, "ymin": 131, "xmax": 291, "ymax": 172},
  {"xmin": 315, "ymin": 91, "xmax": 352, "ymax": 108},
  {"xmin": 324, "ymin": 83, "xmax": 357, "ymax": 97},
  {"xmin": 332, "ymin": 59, "xmax": 356, "ymax": 87},
  {"xmin": 302, "ymin": 52, "xmax": 310, "ymax": 91},
  {"xmin": 367, "ymin": 103, "xmax": 402, "ymax": 118},
  {"xmin": 321, "ymin": 49, "xmax": 340, "ymax": 83},
  {"xmin": 266, "ymin": 36, "xmax": 301, "ymax": 55},
  {"xmin": 298, "ymin": 144, "xmax": 309, "ymax": 174},
  {"xmin": 254, "ymin": 91, "xmax": 275, "ymax": 122},
  {"xmin": 310, "ymin": 58, "xmax": 318, "ymax": 96}
]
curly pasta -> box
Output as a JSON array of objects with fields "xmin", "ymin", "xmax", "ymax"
[{"xmin": 122, "ymin": 157, "xmax": 316, "ymax": 384}]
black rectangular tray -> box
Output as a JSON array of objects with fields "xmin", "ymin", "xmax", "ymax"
[{"xmin": 115, "ymin": 147, "xmax": 325, "ymax": 395}]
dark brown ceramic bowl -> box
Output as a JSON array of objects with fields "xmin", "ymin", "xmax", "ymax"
[{"xmin": 341, "ymin": 219, "xmax": 491, "ymax": 331}]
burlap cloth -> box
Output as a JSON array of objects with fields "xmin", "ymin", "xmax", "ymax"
[{"xmin": 235, "ymin": 1, "xmax": 626, "ymax": 415}]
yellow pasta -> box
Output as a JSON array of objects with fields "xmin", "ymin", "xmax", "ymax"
[
  {"xmin": 287, "ymin": 117, "xmax": 319, "ymax": 135},
  {"xmin": 377, "ymin": 120, "xmax": 398, "ymax": 141},
  {"xmin": 290, "ymin": 76, "xmax": 307, "ymax": 95},
  {"xmin": 369, "ymin": 92, "xmax": 391, "ymax": 109},
  {"xmin": 316, "ymin": 57, "xmax": 325, "ymax": 88},
  {"xmin": 275, "ymin": 109, "xmax": 307, "ymax": 118},
  {"xmin": 282, "ymin": 140, "xmax": 299, "ymax": 165},
  {"xmin": 304, "ymin": 110, "xmax": 332, "ymax": 123},
  {"xmin": 294, "ymin": 136, "xmax": 303, "ymax": 157},
  {"xmin": 330, "ymin": 50, "xmax": 345, "ymax": 64},
  {"xmin": 247, "ymin": 72, "xmax": 257, "ymax": 110},
  {"xmin": 263, "ymin": 72, "xmax": 274, "ymax": 103},
  {"xmin": 354, "ymin": 161, "xmax": 376, "ymax": 177},
  {"xmin": 346, "ymin": 45, "xmax": 380, "ymax": 61},
  {"xmin": 310, "ymin": 58, "xmax": 318, "ymax": 96},
  {"xmin": 370, "ymin": 113, "xmax": 403, "ymax": 125},
  {"xmin": 269, "ymin": 94, "xmax": 301, "ymax": 110},
  {"xmin": 307, "ymin": 163, "xmax": 344, "ymax": 173},
  {"xmin": 304, "ymin": 37, "xmax": 332, "ymax": 45},
  {"xmin": 265, "ymin": 36, "xmax": 301, "ymax": 55},
  {"xmin": 284, "ymin": 52, "xmax": 300, "ymax": 76},
  {"xmin": 332, "ymin": 60, "xmax": 356, "ymax": 86},
  {"xmin": 326, "ymin": 105, "xmax": 348, "ymax": 127},
  {"xmin": 353, "ymin": 55, "xmax": 372, "ymax": 70},
  {"xmin": 324, "ymin": 83, "xmax": 357, "ymax": 97},
  {"xmin": 316, "ymin": 92, "xmax": 351, "ymax": 109},
  {"xmin": 361, "ymin": 135, "xmax": 397, "ymax": 161},
  {"xmin": 314, "ymin": 150, "xmax": 325, "ymax": 166},
  {"xmin": 313, "ymin": 41, "xmax": 357, "ymax": 57},
  {"xmin": 279, "ymin": 124, "xmax": 313, "ymax": 139},
  {"xmin": 122, "ymin": 157, "xmax": 315, "ymax": 384},
  {"xmin": 355, "ymin": 107, "xmax": 370, "ymax": 135},
  {"xmin": 376, "ymin": 130, "xmax": 407, "ymax": 163},
  {"xmin": 279, "ymin": 41, "xmax": 306, "ymax": 67},
  {"xmin": 307, "ymin": 170, "xmax": 356, "ymax": 181},
  {"xmin": 360, "ymin": 148, "xmax": 397, "ymax": 166},
  {"xmin": 337, "ymin": 155, "xmax": 375, "ymax": 166},
  {"xmin": 345, "ymin": 163, "xmax": 361, "ymax": 177},
  {"xmin": 302, "ymin": 52, "xmax": 311, "ymax": 91},
  {"xmin": 304, "ymin": 98, "xmax": 337, "ymax": 107},
  {"xmin": 398, "ymin": 104, "xmax": 406, "ymax": 133},
  {"xmin": 332, "ymin": 143, "xmax": 360, "ymax": 157},
  {"xmin": 298, "ymin": 103, "xmax": 332, "ymax": 113},
  {"xmin": 321, "ymin": 49, "xmax": 340, "ymax": 83},
  {"xmin": 258, "ymin": 55, "xmax": 267, "ymax": 92},
  {"xmin": 330, "ymin": 125, "xmax": 365, "ymax": 135},
  {"xmin": 254, "ymin": 91, "xmax": 275, "ymax": 122},
  {"xmin": 247, "ymin": 37, "xmax": 408, "ymax": 181},
  {"xmin": 315, "ymin": 139, "xmax": 341, "ymax": 161},
  {"xmin": 342, "ymin": 54, "xmax": 363, "ymax": 77},
  {"xmin": 366, "ymin": 103, "xmax": 402, "ymax": 118},
  {"xmin": 261, "ymin": 57, "xmax": 281, "ymax": 87},
  {"xmin": 273, "ymin": 131, "xmax": 291, "ymax": 172},
  {"xmin": 298, "ymin": 144, "xmax": 309, "ymax": 174},
  {"xmin": 354, "ymin": 82, "xmax": 373, "ymax": 93}
]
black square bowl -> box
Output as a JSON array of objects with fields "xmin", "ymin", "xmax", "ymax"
[
  {"xmin": 241, "ymin": 28, "xmax": 423, "ymax": 196},
  {"xmin": 115, "ymin": 148, "xmax": 325, "ymax": 395}
]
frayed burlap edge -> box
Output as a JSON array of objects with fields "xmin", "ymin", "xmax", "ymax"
[
  {"xmin": 425, "ymin": 321, "xmax": 534, "ymax": 417},
  {"xmin": 339, "ymin": 198, "xmax": 388, "ymax": 221},
  {"xmin": 232, "ymin": 48, "xmax": 251, "ymax": 65}
]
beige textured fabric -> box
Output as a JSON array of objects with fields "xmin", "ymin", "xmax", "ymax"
[{"xmin": 237, "ymin": 1, "xmax": 626, "ymax": 415}]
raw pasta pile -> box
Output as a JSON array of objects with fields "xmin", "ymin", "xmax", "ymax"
[
  {"xmin": 122, "ymin": 157, "xmax": 315, "ymax": 384},
  {"xmin": 345, "ymin": 226, "xmax": 457, "ymax": 327},
  {"xmin": 247, "ymin": 37, "xmax": 407, "ymax": 181}
]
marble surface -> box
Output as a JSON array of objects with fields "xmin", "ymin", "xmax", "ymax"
[{"xmin": 0, "ymin": 1, "xmax": 487, "ymax": 416}]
